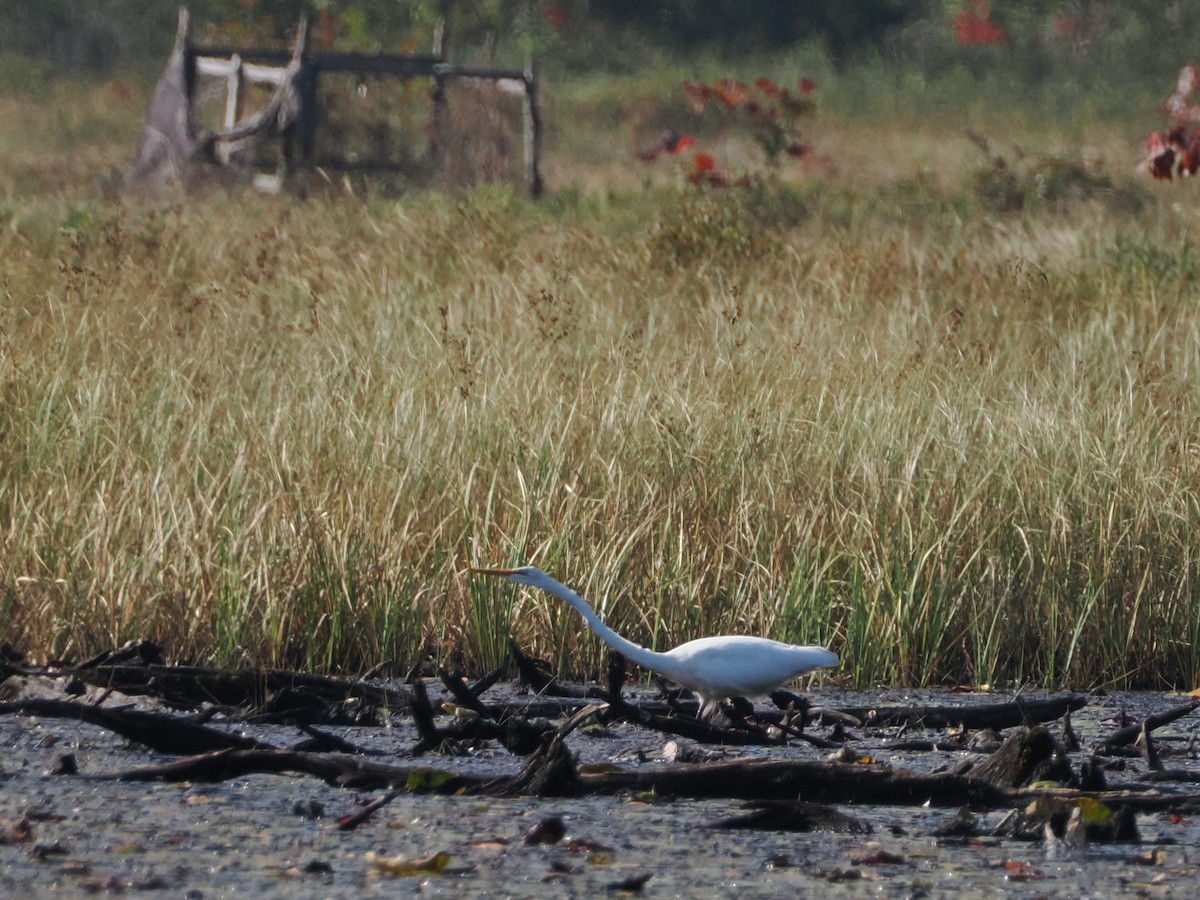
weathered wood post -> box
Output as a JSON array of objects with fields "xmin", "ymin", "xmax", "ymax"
[
  {"xmin": 222, "ymin": 55, "xmax": 243, "ymax": 130},
  {"xmin": 522, "ymin": 56, "xmax": 544, "ymax": 198},
  {"xmin": 280, "ymin": 15, "xmax": 314, "ymax": 181},
  {"xmin": 428, "ymin": 0, "xmax": 452, "ymax": 180},
  {"xmin": 215, "ymin": 54, "xmax": 243, "ymax": 164},
  {"xmin": 179, "ymin": 6, "xmax": 197, "ymax": 115},
  {"xmin": 293, "ymin": 61, "xmax": 320, "ymax": 168}
]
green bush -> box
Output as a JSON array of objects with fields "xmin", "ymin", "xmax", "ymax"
[
  {"xmin": 646, "ymin": 187, "xmax": 782, "ymax": 272},
  {"xmin": 969, "ymin": 141, "xmax": 1148, "ymax": 215}
]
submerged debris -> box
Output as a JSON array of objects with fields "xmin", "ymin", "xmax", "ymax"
[
  {"xmin": 7, "ymin": 638, "xmax": 1200, "ymax": 898},
  {"xmin": 523, "ymin": 815, "xmax": 566, "ymax": 845},
  {"xmin": 995, "ymin": 796, "xmax": 1139, "ymax": 844},
  {"xmin": 711, "ymin": 800, "xmax": 872, "ymax": 834}
]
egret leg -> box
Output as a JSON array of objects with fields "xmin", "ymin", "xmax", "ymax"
[{"xmin": 696, "ymin": 695, "xmax": 720, "ymax": 723}]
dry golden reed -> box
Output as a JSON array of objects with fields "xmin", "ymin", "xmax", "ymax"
[{"xmin": 1, "ymin": 78, "xmax": 1197, "ymax": 689}]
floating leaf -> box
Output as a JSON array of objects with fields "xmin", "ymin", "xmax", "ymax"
[
  {"xmin": 366, "ymin": 850, "xmax": 450, "ymax": 876},
  {"xmin": 1077, "ymin": 797, "xmax": 1112, "ymax": 826},
  {"xmin": 405, "ymin": 769, "xmax": 458, "ymax": 793}
]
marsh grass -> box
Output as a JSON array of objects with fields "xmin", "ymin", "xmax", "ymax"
[{"xmin": 2, "ymin": 79, "xmax": 1199, "ymax": 689}]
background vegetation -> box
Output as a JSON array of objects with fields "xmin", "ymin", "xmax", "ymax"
[{"xmin": 1, "ymin": 1, "xmax": 1199, "ymax": 691}]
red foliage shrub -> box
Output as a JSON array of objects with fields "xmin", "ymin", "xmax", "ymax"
[{"xmin": 953, "ymin": 1, "xmax": 1008, "ymax": 46}]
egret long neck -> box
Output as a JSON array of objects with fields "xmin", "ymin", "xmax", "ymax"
[{"xmin": 542, "ymin": 578, "xmax": 673, "ymax": 675}]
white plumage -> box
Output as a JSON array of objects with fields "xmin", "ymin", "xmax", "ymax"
[{"xmin": 471, "ymin": 565, "xmax": 838, "ymax": 716}]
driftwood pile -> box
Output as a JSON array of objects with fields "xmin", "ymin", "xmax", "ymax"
[
  {"xmin": 2, "ymin": 639, "xmax": 1199, "ymax": 842},
  {"xmin": 124, "ymin": 8, "xmax": 309, "ymax": 195}
]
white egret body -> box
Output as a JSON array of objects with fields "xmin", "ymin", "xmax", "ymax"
[{"xmin": 471, "ymin": 565, "xmax": 838, "ymax": 716}]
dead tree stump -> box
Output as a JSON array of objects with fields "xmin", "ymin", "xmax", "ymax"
[
  {"xmin": 971, "ymin": 726, "xmax": 1075, "ymax": 788},
  {"xmin": 507, "ymin": 734, "xmax": 582, "ymax": 798}
]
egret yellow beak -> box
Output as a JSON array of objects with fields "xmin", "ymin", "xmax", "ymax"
[{"xmin": 469, "ymin": 565, "xmax": 521, "ymax": 576}]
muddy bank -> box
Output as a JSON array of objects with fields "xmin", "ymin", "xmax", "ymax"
[{"xmin": 1, "ymin": 666, "xmax": 1199, "ymax": 897}]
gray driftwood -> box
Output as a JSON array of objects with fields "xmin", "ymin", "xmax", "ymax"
[
  {"xmin": 125, "ymin": 8, "xmax": 307, "ymax": 194},
  {"xmin": 0, "ymin": 699, "xmax": 273, "ymax": 755},
  {"xmin": 70, "ymin": 663, "xmax": 410, "ymax": 716}
]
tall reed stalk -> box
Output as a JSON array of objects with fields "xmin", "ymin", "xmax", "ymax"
[{"xmin": 1, "ymin": 86, "xmax": 1197, "ymax": 688}]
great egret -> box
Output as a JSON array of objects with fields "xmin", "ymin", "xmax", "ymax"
[{"xmin": 470, "ymin": 565, "xmax": 838, "ymax": 718}]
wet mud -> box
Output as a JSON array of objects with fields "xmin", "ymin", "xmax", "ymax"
[{"xmin": 1, "ymin": 679, "xmax": 1198, "ymax": 898}]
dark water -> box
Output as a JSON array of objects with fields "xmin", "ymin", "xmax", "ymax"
[{"xmin": 1, "ymin": 685, "xmax": 1197, "ymax": 897}]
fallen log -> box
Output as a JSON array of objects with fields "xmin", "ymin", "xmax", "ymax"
[
  {"xmin": 469, "ymin": 697, "xmax": 595, "ymax": 719},
  {"xmin": 69, "ymin": 664, "xmax": 411, "ymax": 717},
  {"xmin": 0, "ymin": 699, "xmax": 274, "ymax": 755},
  {"xmin": 582, "ymin": 757, "xmax": 1200, "ymax": 814},
  {"xmin": 111, "ymin": 706, "xmax": 609, "ymax": 798},
  {"xmin": 882, "ymin": 738, "xmax": 968, "ymax": 752},
  {"xmin": 835, "ymin": 694, "xmax": 1088, "ymax": 730},
  {"xmin": 93, "ymin": 738, "xmax": 1200, "ymax": 817},
  {"xmin": 437, "ymin": 668, "xmax": 493, "ymax": 716},
  {"xmin": 108, "ymin": 748, "xmax": 483, "ymax": 792},
  {"xmin": 579, "ymin": 757, "xmax": 1012, "ymax": 807},
  {"xmin": 1095, "ymin": 699, "xmax": 1200, "ymax": 751},
  {"xmin": 509, "ymin": 639, "xmax": 607, "ymax": 700},
  {"xmin": 75, "ymin": 640, "xmax": 164, "ymax": 669},
  {"xmin": 291, "ymin": 725, "xmax": 380, "ymax": 756},
  {"xmin": 502, "ymin": 732, "xmax": 583, "ymax": 797},
  {"xmin": 91, "ymin": 710, "xmax": 997, "ymax": 808},
  {"xmin": 468, "ymin": 667, "xmax": 505, "ymax": 700},
  {"xmin": 1142, "ymin": 769, "xmax": 1200, "ymax": 784}
]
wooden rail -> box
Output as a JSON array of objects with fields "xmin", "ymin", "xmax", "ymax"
[{"xmin": 185, "ymin": 21, "xmax": 544, "ymax": 196}]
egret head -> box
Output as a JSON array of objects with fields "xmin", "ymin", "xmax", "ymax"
[{"xmin": 470, "ymin": 564, "xmax": 544, "ymax": 587}]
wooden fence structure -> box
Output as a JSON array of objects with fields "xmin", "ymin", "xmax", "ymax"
[{"xmin": 132, "ymin": 6, "xmax": 544, "ymax": 197}]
